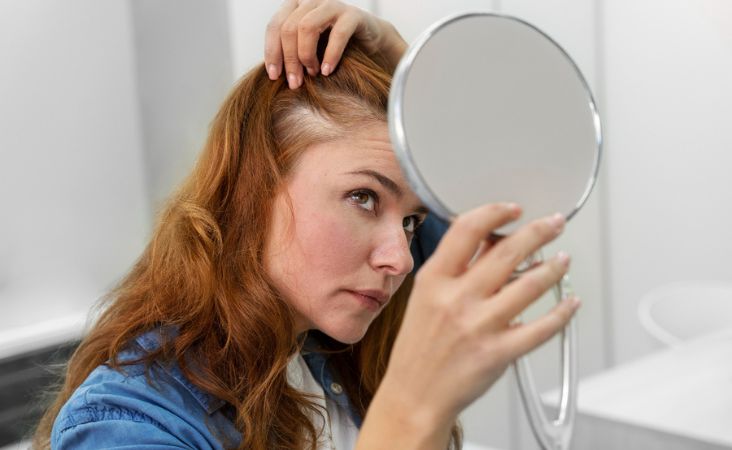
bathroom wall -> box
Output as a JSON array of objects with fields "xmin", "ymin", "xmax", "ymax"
[
  {"xmin": 0, "ymin": 0, "xmax": 235, "ymax": 353},
  {"xmin": 0, "ymin": 0, "xmax": 149, "ymax": 338},
  {"xmin": 602, "ymin": 0, "xmax": 732, "ymax": 364},
  {"xmin": 129, "ymin": 0, "xmax": 233, "ymax": 212}
]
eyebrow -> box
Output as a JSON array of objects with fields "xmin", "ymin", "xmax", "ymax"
[{"xmin": 348, "ymin": 169, "xmax": 429, "ymax": 215}]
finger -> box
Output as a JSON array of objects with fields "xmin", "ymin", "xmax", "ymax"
[
  {"xmin": 481, "ymin": 251, "xmax": 570, "ymax": 326},
  {"xmin": 500, "ymin": 295, "xmax": 580, "ymax": 360},
  {"xmin": 297, "ymin": 2, "xmax": 346, "ymax": 76},
  {"xmin": 320, "ymin": 9, "xmax": 360, "ymax": 76},
  {"xmin": 422, "ymin": 203, "xmax": 522, "ymax": 277},
  {"xmin": 469, "ymin": 240, "xmax": 491, "ymax": 266},
  {"xmin": 264, "ymin": 0, "xmax": 298, "ymax": 80},
  {"xmin": 281, "ymin": 2, "xmax": 319, "ymax": 89},
  {"xmin": 468, "ymin": 233, "xmax": 505, "ymax": 266},
  {"xmin": 462, "ymin": 213, "xmax": 565, "ymax": 295}
]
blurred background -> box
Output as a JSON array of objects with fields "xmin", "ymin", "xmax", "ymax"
[{"xmin": 1, "ymin": 0, "xmax": 731, "ymax": 449}]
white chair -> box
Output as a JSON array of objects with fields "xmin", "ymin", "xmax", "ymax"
[{"xmin": 638, "ymin": 281, "xmax": 732, "ymax": 346}]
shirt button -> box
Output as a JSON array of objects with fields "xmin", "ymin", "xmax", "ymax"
[{"xmin": 330, "ymin": 382, "xmax": 343, "ymax": 395}]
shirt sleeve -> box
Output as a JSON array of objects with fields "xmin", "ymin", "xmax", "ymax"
[
  {"xmin": 50, "ymin": 366, "xmax": 224, "ymax": 450},
  {"xmin": 54, "ymin": 417, "xmax": 192, "ymax": 449}
]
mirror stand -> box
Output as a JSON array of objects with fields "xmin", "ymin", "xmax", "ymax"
[{"xmin": 513, "ymin": 267, "xmax": 578, "ymax": 450}]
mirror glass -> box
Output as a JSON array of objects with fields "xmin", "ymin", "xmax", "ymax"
[{"xmin": 389, "ymin": 13, "xmax": 602, "ymax": 234}]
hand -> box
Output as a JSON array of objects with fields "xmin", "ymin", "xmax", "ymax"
[
  {"xmin": 264, "ymin": 0, "xmax": 407, "ymax": 89},
  {"xmin": 374, "ymin": 204, "xmax": 581, "ymax": 433}
]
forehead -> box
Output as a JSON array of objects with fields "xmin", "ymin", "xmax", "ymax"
[
  {"xmin": 288, "ymin": 122, "xmax": 422, "ymax": 204},
  {"xmin": 293, "ymin": 122, "xmax": 396, "ymax": 176}
]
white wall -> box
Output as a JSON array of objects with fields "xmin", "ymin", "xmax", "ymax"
[
  {"xmin": 130, "ymin": 0, "xmax": 233, "ymax": 210},
  {"xmin": 603, "ymin": 0, "xmax": 732, "ymax": 364},
  {"xmin": 0, "ymin": 1, "xmax": 149, "ymax": 331},
  {"xmin": 0, "ymin": 0, "xmax": 237, "ymax": 355}
]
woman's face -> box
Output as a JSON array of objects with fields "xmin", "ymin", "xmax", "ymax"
[{"xmin": 264, "ymin": 122, "xmax": 427, "ymax": 344}]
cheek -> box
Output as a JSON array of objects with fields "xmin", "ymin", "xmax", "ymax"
[{"xmin": 296, "ymin": 209, "xmax": 368, "ymax": 272}]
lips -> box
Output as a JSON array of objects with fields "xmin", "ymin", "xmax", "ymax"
[{"xmin": 348, "ymin": 289, "xmax": 389, "ymax": 307}]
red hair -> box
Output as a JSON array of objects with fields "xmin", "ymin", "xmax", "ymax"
[{"xmin": 34, "ymin": 42, "xmax": 461, "ymax": 449}]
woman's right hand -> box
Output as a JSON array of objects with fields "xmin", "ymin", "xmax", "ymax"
[
  {"xmin": 359, "ymin": 203, "xmax": 581, "ymax": 448},
  {"xmin": 264, "ymin": 0, "xmax": 407, "ymax": 89}
]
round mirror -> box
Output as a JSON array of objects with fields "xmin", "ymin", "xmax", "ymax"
[{"xmin": 389, "ymin": 13, "xmax": 602, "ymax": 235}]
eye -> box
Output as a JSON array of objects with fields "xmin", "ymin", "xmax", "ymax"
[
  {"xmin": 349, "ymin": 189, "xmax": 377, "ymax": 212},
  {"xmin": 402, "ymin": 215, "xmax": 423, "ymax": 233}
]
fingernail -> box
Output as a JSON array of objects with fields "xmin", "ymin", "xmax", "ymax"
[
  {"xmin": 306, "ymin": 66, "xmax": 316, "ymax": 76},
  {"xmin": 563, "ymin": 296, "xmax": 580, "ymax": 310},
  {"xmin": 321, "ymin": 62, "xmax": 331, "ymax": 76},
  {"xmin": 267, "ymin": 64, "xmax": 278, "ymax": 80},
  {"xmin": 287, "ymin": 73, "xmax": 298, "ymax": 89},
  {"xmin": 556, "ymin": 251, "xmax": 571, "ymax": 267},
  {"xmin": 546, "ymin": 213, "xmax": 565, "ymax": 233},
  {"xmin": 570, "ymin": 297, "xmax": 582, "ymax": 309},
  {"xmin": 506, "ymin": 202, "xmax": 521, "ymax": 217}
]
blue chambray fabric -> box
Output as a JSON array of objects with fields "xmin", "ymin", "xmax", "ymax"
[
  {"xmin": 51, "ymin": 215, "xmax": 447, "ymax": 449},
  {"xmin": 411, "ymin": 213, "xmax": 449, "ymax": 272},
  {"xmin": 51, "ymin": 329, "xmax": 359, "ymax": 449},
  {"xmin": 52, "ymin": 328, "xmax": 241, "ymax": 449}
]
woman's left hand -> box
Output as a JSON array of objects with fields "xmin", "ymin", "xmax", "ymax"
[{"xmin": 264, "ymin": 0, "xmax": 407, "ymax": 89}]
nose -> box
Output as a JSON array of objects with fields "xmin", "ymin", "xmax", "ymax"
[{"xmin": 369, "ymin": 222, "xmax": 414, "ymax": 276}]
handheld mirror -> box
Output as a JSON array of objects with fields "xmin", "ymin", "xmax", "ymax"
[{"xmin": 388, "ymin": 12, "xmax": 602, "ymax": 450}]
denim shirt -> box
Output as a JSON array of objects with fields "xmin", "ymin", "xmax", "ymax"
[
  {"xmin": 51, "ymin": 328, "xmax": 361, "ymax": 449},
  {"xmin": 51, "ymin": 215, "xmax": 447, "ymax": 449}
]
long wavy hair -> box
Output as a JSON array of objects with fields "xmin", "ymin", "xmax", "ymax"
[{"xmin": 33, "ymin": 40, "xmax": 462, "ymax": 449}]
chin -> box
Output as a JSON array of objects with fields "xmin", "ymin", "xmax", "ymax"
[{"xmin": 320, "ymin": 321, "xmax": 371, "ymax": 345}]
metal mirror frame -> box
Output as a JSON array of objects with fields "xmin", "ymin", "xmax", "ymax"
[
  {"xmin": 389, "ymin": 11, "xmax": 603, "ymax": 229},
  {"xmin": 388, "ymin": 12, "xmax": 603, "ymax": 450}
]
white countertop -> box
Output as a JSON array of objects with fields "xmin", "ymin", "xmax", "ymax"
[
  {"xmin": 0, "ymin": 310, "xmax": 87, "ymax": 360},
  {"xmin": 0, "ymin": 288, "xmax": 98, "ymax": 360},
  {"xmin": 545, "ymin": 328, "xmax": 732, "ymax": 448}
]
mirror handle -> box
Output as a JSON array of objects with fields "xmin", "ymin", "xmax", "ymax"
[{"xmin": 513, "ymin": 266, "xmax": 578, "ymax": 450}]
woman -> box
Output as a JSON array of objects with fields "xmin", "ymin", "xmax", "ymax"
[{"xmin": 34, "ymin": 1, "xmax": 580, "ymax": 449}]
